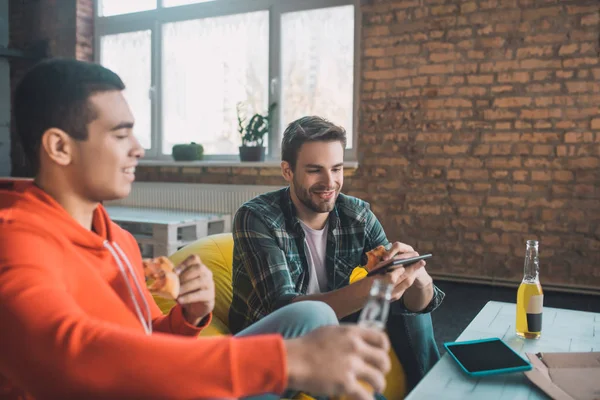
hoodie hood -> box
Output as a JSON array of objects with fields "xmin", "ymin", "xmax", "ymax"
[{"xmin": 0, "ymin": 179, "xmax": 115, "ymax": 250}]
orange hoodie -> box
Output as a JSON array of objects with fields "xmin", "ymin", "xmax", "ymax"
[{"xmin": 0, "ymin": 180, "xmax": 287, "ymax": 399}]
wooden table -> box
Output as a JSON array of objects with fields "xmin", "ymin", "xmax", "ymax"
[{"xmin": 406, "ymin": 301, "xmax": 600, "ymax": 399}]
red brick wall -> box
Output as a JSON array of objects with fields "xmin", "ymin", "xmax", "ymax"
[
  {"xmin": 76, "ymin": 0, "xmax": 94, "ymax": 62},
  {"xmin": 353, "ymin": 0, "xmax": 600, "ymax": 291},
  {"xmin": 8, "ymin": 0, "xmax": 93, "ymax": 177}
]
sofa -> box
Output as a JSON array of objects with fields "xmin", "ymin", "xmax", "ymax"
[{"xmin": 154, "ymin": 233, "xmax": 406, "ymax": 399}]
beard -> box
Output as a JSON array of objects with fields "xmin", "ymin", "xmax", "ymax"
[{"xmin": 292, "ymin": 177, "xmax": 340, "ymax": 214}]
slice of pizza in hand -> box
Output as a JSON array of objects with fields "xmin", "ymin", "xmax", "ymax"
[
  {"xmin": 142, "ymin": 256, "xmax": 181, "ymax": 300},
  {"xmin": 364, "ymin": 245, "xmax": 387, "ymax": 273}
]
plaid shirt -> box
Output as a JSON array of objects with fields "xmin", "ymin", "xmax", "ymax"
[{"xmin": 229, "ymin": 187, "xmax": 444, "ymax": 333}]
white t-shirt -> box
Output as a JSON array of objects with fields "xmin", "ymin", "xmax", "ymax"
[{"xmin": 299, "ymin": 220, "xmax": 329, "ymax": 294}]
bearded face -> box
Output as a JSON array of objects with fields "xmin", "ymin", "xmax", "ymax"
[
  {"xmin": 284, "ymin": 140, "xmax": 345, "ymax": 216},
  {"xmin": 292, "ymin": 174, "xmax": 341, "ymax": 213}
]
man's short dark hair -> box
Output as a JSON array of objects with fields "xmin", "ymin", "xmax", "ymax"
[
  {"xmin": 281, "ymin": 116, "xmax": 347, "ymax": 170},
  {"xmin": 13, "ymin": 58, "xmax": 125, "ymax": 172}
]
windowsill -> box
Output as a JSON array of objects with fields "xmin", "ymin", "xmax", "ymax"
[{"xmin": 138, "ymin": 159, "xmax": 359, "ymax": 169}]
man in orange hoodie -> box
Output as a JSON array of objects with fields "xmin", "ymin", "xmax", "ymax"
[{"xmin": 0, "ymin": 58, "xmax": 391, "ymax": 400}]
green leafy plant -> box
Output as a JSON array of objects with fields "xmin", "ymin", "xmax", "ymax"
[{"xmin": 237, "ymin": 102, "xmax": 277, "ymax": 147}]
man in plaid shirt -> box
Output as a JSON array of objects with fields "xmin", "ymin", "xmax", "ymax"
[{"xmin": 230, "ymin": 116, "xmax": 445, "ymax": 393}]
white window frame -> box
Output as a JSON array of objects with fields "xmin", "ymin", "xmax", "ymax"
[{"xmin": 94, "ymin": 0, "xmax": 361, "ymax": 162}]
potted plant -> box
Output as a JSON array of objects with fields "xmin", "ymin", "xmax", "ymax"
[
  {"xmin": 171, "ymin": 142, "xmax": 204, "ymax": 161},
  {"xmin": 237, "ymin": 102, "xmax": 277, "ymax": 162}
]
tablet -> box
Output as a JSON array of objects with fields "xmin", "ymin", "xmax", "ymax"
[
  {"xmin": 444, "ymin": 338, "xmax": 532, "ymax": 377},
  {"xmin": 366, "ymin": 254, "xmax": 432, "ymax": 277}
]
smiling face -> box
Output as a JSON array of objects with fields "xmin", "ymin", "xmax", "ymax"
[
  {"xmin": 68, "ymin": 90, "xmax": 145, "ymax": 202},
  {"xmin": 283, "ymin": 140, "xmax": 345, "ymax": 216}
]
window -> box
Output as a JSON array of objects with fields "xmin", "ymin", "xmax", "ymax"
[
  {"xmin": 162, "ymin": 11, "xmax": 268, "ymax": 155},
  {"xmin": 99, "ymin": 0, "xmax": 156, "ymax": 17},
  {"xmin": 281, "ymin": 5, "xmax": 355, "ymax": 148},
  {"xmin": 163, "ymin": 0, "xmax": 216, "ymax": 7},
  {"xmin": 95, "ymin": 0, "xmax": 358, "ymax": 161},
  {"xmin": 100, "ymin": 31, "xmax": 152, "ymax": 149}
]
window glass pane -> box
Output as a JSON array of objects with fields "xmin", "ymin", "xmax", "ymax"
[
  {"xmin": 281, "ymin": 5, "xmax": 354, "ymax": 148},
  {"xmin": 100, "ymin": 31, "xmax": 152, "ymax": 149},
  {"xmin": 162, "ymin": 12, "xmax": 268, "ymax": 155},
  {"xmin": 163, "ymin": 0, "xmax": 216, "ymax": 7},
  {"xmin": 99, "ymin": 0, "xmax": 156, "ymax": 17}
]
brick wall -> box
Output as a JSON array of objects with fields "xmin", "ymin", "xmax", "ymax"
[
  {"xmin": 76, "ymin": 0, "xmax": 94, "ymax": 61},
  {"xmin": 353, "ymin": 0, "xmax": 600, "ymax": 291},
  {"xmin": 8, "ymin": 0, "xmax": 93, "ymax": 177},
  {"xmin": 139, "ymin": 0, "xmax": 600, "ymax": 292}
]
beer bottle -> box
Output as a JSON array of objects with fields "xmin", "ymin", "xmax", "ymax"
[
  {"xmin": 336, "ymin": 279, "xmax": 393, "ymax": 400},
  {"xmin": 516, "ymin": 240, "xmax": 543, "ymax": 339}
]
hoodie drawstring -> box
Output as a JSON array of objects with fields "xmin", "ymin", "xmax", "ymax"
[{"xmin": 104, "ymin": 240, "xmax": 153, "ymax": 335}]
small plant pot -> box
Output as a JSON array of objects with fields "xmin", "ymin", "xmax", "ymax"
[{"xmin": 239, "ymin": 146, "xmax": 266, "ymax": 162}]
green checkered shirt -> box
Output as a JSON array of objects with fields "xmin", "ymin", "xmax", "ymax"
[{"xmin": 229, "ymin": 187, "xmax": 444, "ymax": 333}]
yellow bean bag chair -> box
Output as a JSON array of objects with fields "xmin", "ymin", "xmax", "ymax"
[{"xmin": 155, "ymin": 233, "xmax": 406, "ymax": 399}]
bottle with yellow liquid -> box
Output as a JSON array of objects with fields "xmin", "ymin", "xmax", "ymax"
[
  {"xmin": 336, "ymin": 279, "xmax": 393, "ymax": 400},
  {"xmin": 516, "ymin": 240, "xmax": 543, "ymax": 339}
]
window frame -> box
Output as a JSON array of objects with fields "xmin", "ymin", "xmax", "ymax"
[{"xmin": 94, "ymin": 0, "xmax": 361, "ymax": 162}]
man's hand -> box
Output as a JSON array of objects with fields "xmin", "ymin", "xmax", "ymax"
[
  {"xmin": 375, "ymin": 253, "xmax": 425, "ymax": 301},
  {"xmin": 285, "ymin": 325, "xmax": 391, "ymax": 400},
  {"xmin": 380, "ymin": 241, "xmax": 415, "ymax": 262},
  {"xmin": 379, "ymin": 242, "xmax": 433, "ymax": 290},
  {"xmin": 412, "ymin": 267, "xmax": 433, "ymax": 288},
  {"xmin": 174, "ymin": 255, "xmax": 215, "ymax": 326},
  {"xmin": 376, "ymin": 246, "xmax": 435, "ymax": 311}
]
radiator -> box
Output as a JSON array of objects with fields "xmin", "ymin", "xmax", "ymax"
[{"xmin": 106, "ymin": 182, "xmax": 283, "ymax": 232}]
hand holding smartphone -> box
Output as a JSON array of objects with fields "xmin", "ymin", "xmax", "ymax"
[{"xmin": 366, "ymin": 253, "xmax": 432, "ymax": 277}]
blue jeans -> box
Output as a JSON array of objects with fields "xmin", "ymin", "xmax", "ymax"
[{"xmin": 239, "ymin": 301, "xmax": 337, "ymax": 400}]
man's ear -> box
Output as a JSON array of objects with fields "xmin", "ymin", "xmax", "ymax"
[
  {"xmin": 40, "ymin": 128, "xmax": 74, "ymax": 167},
  {"xmin": 281, "ymin": 160, "xmax": 294, "ymax": 183}
]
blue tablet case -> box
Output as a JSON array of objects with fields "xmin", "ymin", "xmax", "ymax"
[{"xmin": 444, "ymin": 337, "xmax": 533, "ymax": 377}]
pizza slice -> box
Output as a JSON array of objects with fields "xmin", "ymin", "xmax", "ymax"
[
  {"xmin": 142, "ymin": 256, "xmax": 181, "ymax": 300},
  {"xmin": 364, "ymin": 245, "xmax": 387, "ymax": 273}
]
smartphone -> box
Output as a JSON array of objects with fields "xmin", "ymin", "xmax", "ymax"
[
  {"xmin": 366, "ymin": 253, "xmax": 432, "ymax": 277},
  {"xmin": 444, "ymin": 338, "xmax": 532, "ymax": 377}
]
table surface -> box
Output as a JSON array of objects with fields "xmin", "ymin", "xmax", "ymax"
[
  {"xmin": 105, "ymin": 206, "xmax": 226, "ymax": 224},
  {"xmin": 406, "ymin": 300, "xmax": 600, "ymax": 399}
]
